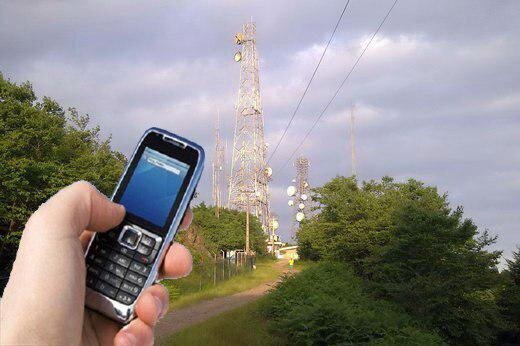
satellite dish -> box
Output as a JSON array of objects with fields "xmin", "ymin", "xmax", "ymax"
[
  {"xmin": 298, "ymin": 203, "xmax": 305, "ymax": 210},
  {"xmin": 296, "ymin": 212, "xmax": 305, "ymax": 222},
  {"xmin": 234, "ymin": 51, "xmax": 242, "ymax": 62},
  {"xmin": 272, "ymin": 220, "xmax": 279, "ymax": 230},
  {"xmin": 287, "ymin": 185, "xmax": 296, "ymax": 197},
  {"xmin": 301, "ymin": 194, "xmax": 308, "ymax": 201},
  {"xmin": 288, "ymin": 200, "xmax": 294, "ymax": 206},
  {"xmin": 292, "ymin": 179, "xmax": 296, "ymax": 183},
  {"xmin": 265, "ymin": 166, "xmax": 273, "ymax": 177}
]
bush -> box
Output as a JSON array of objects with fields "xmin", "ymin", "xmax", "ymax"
[
  {"xmin": 258, "ymin": 262, "xmax": 443, "ymax": 345},
  {"xmin": 296, "ymin": 176, "xmax": 503, "ymax": 344}
]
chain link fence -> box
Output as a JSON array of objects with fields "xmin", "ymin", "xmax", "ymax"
[{"xmin": 165, "ymin": 254, "xmax": 255, "ymax": 299}]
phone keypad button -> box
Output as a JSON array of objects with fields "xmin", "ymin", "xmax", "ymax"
[
  {"xmin": 106, "ymin": 261, "xmax": 126, "ymax": 279},
  {"xmin": 120, "ymin": 227, "xmax": 140, "ymax": 248},
  {"xmin": 120, "ymin": 281, "xmax": 141, "ymax": 296},
  {"xmin": 125, "ymin": 271, "xmax": 146, "ymax": 286},
  {"xmin": 137, "ymin": 243, "xmax": 152, "ymax": 256},
  {"xmin": 116, "ymin": 291, "xmax": 136, "ymax": 305},
  {"xmin": 98, "ymin": 246, "xmax": 110, "ymax": 258},
  {"xmin": 112, "ymin": 244, "xmax": 135, "ymax": 257},
  {"xmin": 95, "ymin": 280, "xmax": 117, "ymax": 299},
  {"xmin": 87, "ymin": 254, "xmax": 105, "ymax": 268},
  {"xmin": 133, "ymin": 250, "xmax": 158, "ymax": 265},
  {"xmin": 100, "ymin": 271, "xmax": 123, "ymax": 288},
  {"xmin": 109, "ymin": 252, "xmax": 131, "ymax": 268},
  {"xmin": 140, "ymin": 235, "xmax": 155, "ymax": 248},
  {"xmin": 129, "ymin": 261, "xmax": 151, "ymax": 276},
  {"xmin": 86, "ymin": 274, "xmax": 97, "ymax": 288},
  {"xmin": 87, "ymin": 265, "xmax": 101, "ymax": 277},
  {"xmin": 98, "ymin": 230, "xmax": 118, "ymax": 244}
]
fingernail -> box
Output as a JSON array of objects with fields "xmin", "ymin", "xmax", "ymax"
[
  {"xmin": 119, "ymin": 330, "xmax": 137, "ymax": 346},
  {"xmin": 154, "ymin": 296, "xmax": 165, "ymax": 319}
]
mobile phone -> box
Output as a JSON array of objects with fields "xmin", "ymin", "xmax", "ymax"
[{"xmin": 84, "ymin": 128, "xmax": 204, "ymax": 323}]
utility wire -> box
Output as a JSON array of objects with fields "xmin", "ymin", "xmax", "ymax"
[
  {"xmin": 273, "ymin": 0, "xmax": 399, "ymax": 176},
  {"xmin": 267, "ymin": 0, "xmax": 351, "ymax": 164}
]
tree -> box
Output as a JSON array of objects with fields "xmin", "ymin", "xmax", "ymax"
[
  {"xmin": 498, "ymin": 246, "xmax": 520, "ymax": 344},
  {"xmin": 296, "ymin": 175, "xmax": 504, "ymax": 344},
  {"xmin": 0, "ymin": 73, "xmax": 126, "ymax": 294},
  {"xmin": 182, "ymin": 203, "xmax": 266, "ymax": 256}
]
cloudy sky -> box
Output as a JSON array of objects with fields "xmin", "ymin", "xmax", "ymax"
[{"xmin": 1, "ymin": 0, "xmax": 519, "ymax": 263}]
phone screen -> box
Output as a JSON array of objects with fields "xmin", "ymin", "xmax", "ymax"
[{"xmin": 119, "ymin": 147, "xmax": 190, "ymax": 228}]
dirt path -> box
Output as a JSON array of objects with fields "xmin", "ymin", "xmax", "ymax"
[{"xmin": 155, "ymin": 260, "xmax": 292, "ymax": 340}]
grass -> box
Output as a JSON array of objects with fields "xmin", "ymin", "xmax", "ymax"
[
  {"xmin": 163, "ymin": 258, "xmax": 285, "ymax": 310},
  {"xmin": 159, "ymin": 301, "xmax": 286, "ymax": 346}
]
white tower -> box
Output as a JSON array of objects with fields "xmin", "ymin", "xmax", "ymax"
[{"xmin": 228, "ymin": 22, "xmax": 272, "ymax": 234}]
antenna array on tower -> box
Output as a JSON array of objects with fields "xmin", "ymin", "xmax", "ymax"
[{"xmin": 228, "ymin": 22, "xmax": 272, "ymax": 235}]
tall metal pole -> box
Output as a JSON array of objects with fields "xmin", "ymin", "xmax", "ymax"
[
  {"xmin": 349, "ymin": 104, "xmax": 357, "ymax": 177},
  {"xmin": 245, "ymin": 197, "xmax": 250, "ymax": 254},
  {"xmin": 212, "ymin": 110, "xmax": 225, "ymax": 217}
]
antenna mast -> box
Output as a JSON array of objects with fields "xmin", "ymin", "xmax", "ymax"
[
  {"xmin": 228, "ymin": 22, "xmax": 272, "ymax": 236},
  {"xmin": 349, "ymin": 104, "xmax": 357, "ymax": 176},
  {"xmin": 212, "ymin": 110, "xmax": 225, "ymax": 217}
]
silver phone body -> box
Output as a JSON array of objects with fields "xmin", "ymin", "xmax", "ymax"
[{"xmin": 84, "ymin": 127, "xmax": 204, "ymax": 323}]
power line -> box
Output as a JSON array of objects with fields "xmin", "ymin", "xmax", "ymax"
[
  {"xmin": 274, "ymin": 0, "xmax": 399, "ymax": 176},
  {"xmin": 267, "ymin": 0, "xmax": 351, "ymax": 164}
]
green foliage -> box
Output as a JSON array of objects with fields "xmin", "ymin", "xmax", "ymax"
[
  {"xmin": 498, "ymin": 246, "xmax": 520, "ymax": 343},
  {"xmin": 296, "ymin": 176, "xmax": 503, "ymax": 344},
  {"xmin": 0, "ymin": 73, "xmax": 126, "ymax": 293},
  {"xmin": 187, "ymin": 203, "xmax": 266, "ymax": 256},
  {"xmin": 0, "ymin": 73, "xmax": 126, "ymax": 231},
  {"xmin": 258, "ymin": 262, "xmax": 444, "ymax": 345}
]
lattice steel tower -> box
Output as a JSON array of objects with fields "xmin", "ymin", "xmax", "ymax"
[
  {"xmin": 228, "ymin": 21, "xmax": 271, "ymax": 233},
  {"xmin": 212, "ymin": 111, "xmax": 225, "ymax": 218}
]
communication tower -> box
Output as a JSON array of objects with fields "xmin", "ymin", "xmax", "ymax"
[
  {"xmin": 228, "ymin": 22, "xmax": 272, "ymax": 235},
  {"xmin": 212, "ymin": 111, "xmax": 225, "ymax": 218},
  {"xmin": 287, "ymin": 155, "xmax": 311, "ymax": 231}
]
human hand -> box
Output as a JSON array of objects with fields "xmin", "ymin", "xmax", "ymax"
[{"xmin": 0, "ymin": 181, "xmax": 193, "ymax": 345}]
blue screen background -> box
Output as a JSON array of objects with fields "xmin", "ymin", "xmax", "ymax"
[{"xmin": 120, "ymin": 147, "xmax": 189, "ymax": 227}]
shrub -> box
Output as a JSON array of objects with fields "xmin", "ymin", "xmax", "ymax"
[{"xmin": 258, "ymin": 262, "xmax": 443, "ymax": 345}]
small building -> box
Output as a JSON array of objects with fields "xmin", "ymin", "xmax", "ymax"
[{"xmin": 276, "ymin": 246, "xmax": 299, "ymax": 260}]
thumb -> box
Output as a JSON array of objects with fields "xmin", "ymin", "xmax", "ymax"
[{"xmin": 27, "ymin": 181, "xmax": 125, "ymax": 238}]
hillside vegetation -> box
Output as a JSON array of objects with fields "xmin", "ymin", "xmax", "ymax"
[
  {"xmin": 0, "ymin": 74, "xmax": 265, "ymax": 295},
  {"xmin": 293, "ymin": 176, "xmax": 518, "ymax": 345},
  {"xmin": 259, "ymin": 262, "xmax": 444, "ymax": 345}
]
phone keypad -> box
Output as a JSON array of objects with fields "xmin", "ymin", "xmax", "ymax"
[{"xmin": 85, "ymin": 228, "xmax": 162, "ymax": 305}]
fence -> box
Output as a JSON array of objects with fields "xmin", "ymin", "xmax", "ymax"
[{"xmin": 165, "ymin": 254, "xmax": 255, "ymax": 298}]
